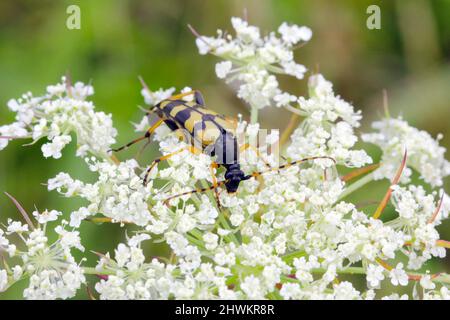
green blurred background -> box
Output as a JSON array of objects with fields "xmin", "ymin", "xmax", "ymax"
[{"xmin": 0, "ymin": 0, "xmax": 449, "ymax": 299}]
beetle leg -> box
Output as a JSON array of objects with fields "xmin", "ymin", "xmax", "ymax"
[
  {"xmin": 163, "ymin": 180, "xmax": 226, "ymax": 206},
  {"xmin": 209, "ymin": 162, "xmax": 222, "ymax": 210},
  {"xmin": 111, "ymin": 118, "xmax": 165, "ymax": 153},
  {"xmin": 143, "ymin": 145, "xmax": 202, "ymax": 186}
]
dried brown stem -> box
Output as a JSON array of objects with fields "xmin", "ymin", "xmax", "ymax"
[{"xmin": 373, "ymin": 150, "xmax": 407, "ymax": 219}]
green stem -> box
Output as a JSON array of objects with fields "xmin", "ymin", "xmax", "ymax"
[
  {"xmin": 82, "ymin": 267, "xmax": 116, "ymax": 276},
  {"xmin": 311, "ymin": 267, "xmax": 367, "ymax": 275},
  {"xmin": 250, "ymin": 104, "xmax": 258, "ymax": 124},
  {"xmin": 338, "ymin": 172, "xmax": 374, "ymax": 201},
  {"xmin": 189, "ymin": 228, "xmax": 204, "ymax": 240},
  {"xmin": 282, "ymin": 265, "xmax": 450, "ymax": 286},
  {"xmin": 266, "ymin": 291, "xmax": 283, "ymax": 300},
  {"xmin": 218, "ymin": 212, "xmax": 240, "ymax": 246},
  {"xmin": 281, "ymin": 267, "xmax": 367, "ymax": 282},
  {"xmin": 282, "ymin": 250, "xmax": 307, "ymax": 264},
  {"xmin": 186, "ymin": 233, "xmax": 206, "ymax": 250}
]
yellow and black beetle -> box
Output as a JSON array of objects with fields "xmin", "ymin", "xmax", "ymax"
[{"xmin": 111, "ymin": 89, "xmax": 334, "ymax": 205}]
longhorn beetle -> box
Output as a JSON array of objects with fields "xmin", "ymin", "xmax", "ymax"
[{"xmin": 111, "ymin": 89, "xmax": 335, "ymax": 206}]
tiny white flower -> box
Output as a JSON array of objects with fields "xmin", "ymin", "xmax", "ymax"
[
  {"xmin": 32, "ymin": 209, "xmax": 61, "ymax": 224},
  {"xmin": 215, "ymin": 61, "xmax": 233, "ymax": 79},
  {"xmin": 0, "ymin": 123, "xmax": 28, "ymax": 140},
  {"xmin": 7, "ymin": 99, "xmax": 20, "ymax": 112},
  {"xmin": 41, "ymin": 135, "xmax": 72, "ymax": 159},
  {"xmin": 366, "ymin": 264, "xmax": 385, "ymax": 288},
  {"xmin": 419, "ymin": 274, "xmax": 435, "ymax": 290},
  {"xmin": 12, "ymin": 266, "xmax": 23, "ymax": 281},
  {"xmin": 6, "ymin": 220, "xmax": 28, "ymax": 234},
  {"xmin": 241, "ymin": 275, "xmax": 265, "ymax": 299},
  {"xmin": 274, "ymin": 92, "xmax": 297, "ymax": 108},
  {"xmin": 141, "ymin": 87, "xmax": 175, "ymax": 106},
  {"xmin": 132, "ymin": 115, "xmax": 150, "ymax": 133},
  {"xmin": 128, "ymin": 234, "xmax": 151, "ymax": 247},
  {"xmin": 281, "ymin": 61, "xmax": 307, "ymax": 79},
  {"xmin": 0, "ymin": 137, "xmax": 8, "ymax": 151},
  {"xmin": 389, "ymin": 263, "xmax": 409, "ymax": 286},
  {"xmin": 279, "ymin": 283, "xmax": 301, "ymax": 300},
  {"xmin": 203, "ymin": 233, "xmax": 219, "ymax": 251},
  {"xmin": 231, "ymin": 17, "xmax": 260, "ymax": 42},
  {"xmin": 55, "ymin": 226, "xmax": 84, "ymax": 252},
  {"xmin": 69, "ymin": 207, "xmax": 91, "ymax": 228},
  {"xmin": 278, "ymin": 22, "xmax": 312, "ymax": 44}
]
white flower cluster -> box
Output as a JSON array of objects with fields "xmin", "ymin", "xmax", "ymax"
[
  {"xmin": 47, "ymin": 159, "xmax": 153, "ymax": 227},
  {"xmin": 1, "ymin": 17, "xmax": 449, "ymax": 300},
  {"xmin": 390, "ymin": 185, "xmax": 450, "ymax": 269},
  {"xmin": 88, "ymin": 105, "xmax": 446, "ymax": 299},
  {"xmin": 0, "ymin": 214, "xmax": 85, "ymax": 299},
  {"xmin": 362, "ymin": 117, "xmax": 450, "ymax": 186},
  {"xmin": 0, "ymin": 77, "xmax": 117, "ymax": 158},
  {"xmin": 95, "ymin": 236, "xmax": 238, "ymax": 300},
  {"xmin": 195, "ymin": 17, "xmax": 370, "ymax": 168},
  {"xmin": 287, "ymin": 74, "xmax": 372, "ymax": 167},
  {"xmin": 195, "ymin": 17, "xmax": 311, "ymax": 108}
]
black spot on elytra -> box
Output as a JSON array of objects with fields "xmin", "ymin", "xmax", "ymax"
[{"xmin": 175, "ymin": 109, "xmax": 192, "ymax": 126}]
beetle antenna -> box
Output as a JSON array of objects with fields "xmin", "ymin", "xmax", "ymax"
[{"xmin": 245, "ymin": 156, "xmax": 336, "ymax": 180}]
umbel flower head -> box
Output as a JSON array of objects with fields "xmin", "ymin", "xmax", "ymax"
[
  {"xmin": 287, "ymin": 74, "xmax": 372, "ymax": 168},
  {"xmin": 362, "ymin": 117, "xmax": 450, "ymax": 187},
  {"xmin": 194, "ymin": 17, "xmax": 311, "ymax": 109},
  {"xmin": 0, "ymin": 16, "xmax": 450, "ymax": 300},
  {"xmin": 0, "ymin": 196, "xmax": 85, "ymax": 299},
  {"xmin": 0, "ymin": 76, "xmax": 117, "ymax": 158}
]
